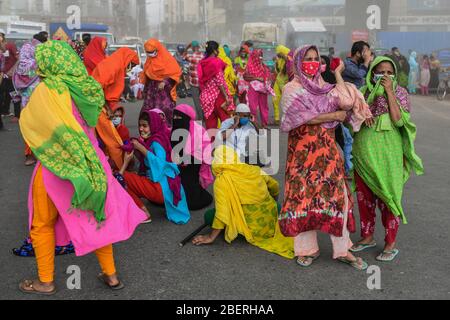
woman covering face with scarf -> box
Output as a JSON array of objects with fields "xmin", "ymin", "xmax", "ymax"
[
  {"xmin": 244, "ymin": 49, "xmax": 275, "ymax": 128},
  {"xmin": 351, "ymin": 56, "xmax": 424, "ymax": 262},
  {"xmin": 171, "ymin": 104, "xmax": 214, "ymax": 211}
]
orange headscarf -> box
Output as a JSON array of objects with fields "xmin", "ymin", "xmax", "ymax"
[
  {"xmin": 143, "ymin": 39, "xmax": 181, "ymax": 101},
  {"xmin": 92, "ymin": 47, "xmax": 139, "ymax": 111}
]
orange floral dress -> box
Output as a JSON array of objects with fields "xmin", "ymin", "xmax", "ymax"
[{"xmin": 280, "ymin": 125, "xmax": 356, "ymax": 238}]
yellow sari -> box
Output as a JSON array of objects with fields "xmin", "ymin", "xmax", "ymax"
[
  {"xmin": 212, "ymin": 146, "xmax": 294, "ymax": 259},
  {"xmin": 218, "ymin": 47, "xmax": 237, "ymax": 96},
  {"xmin": 273, "ymin": 45, "xmax": 290, "ymax": 122}
]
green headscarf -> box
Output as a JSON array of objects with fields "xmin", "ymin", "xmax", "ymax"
[
  {"xmin": 361, "ymin": 56, "xmax": 398, "ymax": 106},
  {"xmin": 36, "ymin": 40, "xmax": 105, "ymax": 127}
]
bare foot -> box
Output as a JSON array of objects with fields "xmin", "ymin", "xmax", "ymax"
[{"xmin": 192, "ymin": 235, "xmax": 215, "ymax": 246}]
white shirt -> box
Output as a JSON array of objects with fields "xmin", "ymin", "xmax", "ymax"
[{"xmin": 218, "ymin": 118, "xmax": 260, "ymax": 160}]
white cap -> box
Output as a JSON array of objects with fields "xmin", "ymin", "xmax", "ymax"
[{"xmin": 236, "ymin": 104, "xmax": 251, "ymax": 114}]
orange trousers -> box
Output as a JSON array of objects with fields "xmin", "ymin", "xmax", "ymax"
[{"xmin": 30, "ymin": 165, "xmax": 116, "ymax": 283}]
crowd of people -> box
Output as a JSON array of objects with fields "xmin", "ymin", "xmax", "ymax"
[{"xmin": 0, "ymin": 31, "xmax": 425, "ymax": 296}]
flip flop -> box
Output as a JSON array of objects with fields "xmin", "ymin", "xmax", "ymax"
[
  {"xmin": 97, "ymin": 274, "xmax": 125, "ymax": 291},
  {"xmin": 338, "ymin": 257, "xmax": 369, "ymax": 271},
  {"xmin": 296, "ymin": 253, "xmax": 321, "ymax": 268},
  {"xmin": 19, "ymin": 280, "xmax": 57, "ymax": 296},
  {"xmin": 141, "ymin": 218, "xmax": 153, "ymax": 225},
  {"xmin": 350, "ymin": 242, "xmax": 377, "ymax": 253},
  {"xmin": 376, "ymin": 249, "xmax": 400, "ymax": 262}
]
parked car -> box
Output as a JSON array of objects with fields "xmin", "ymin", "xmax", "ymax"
[{"xmin": 107, "ymin": 43, "xmax": 147, "ymax": 66}]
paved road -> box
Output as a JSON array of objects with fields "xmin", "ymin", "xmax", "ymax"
[{"xmin": 1, "ymin": 95, "xmax": 449, "ymax": 300}]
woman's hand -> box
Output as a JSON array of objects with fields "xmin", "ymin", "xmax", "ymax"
[
  {"xmin": 381, "ymin": 76, "xmax": 394, "ymax": 94},
  {"xmin": 132, "ymin": 140, "xmax": 147, "ymax": 154},
  {"xmin": 365, "ymin": 118, "xmax": 375, "ymax": 128},
  {"xmin": 124, "ymin": 151, "xmax": 135, "ymax": 164},
  {"xmin": 158, "ymin": 81, "xmax": 166, "ymax": 91},
  {"xmin": 333, "ymin": 110, "xmax": 348, "ymax": 122},
  {"xmin": 334, "ymin": 60, "xmax": 345, "ymax": 75}
]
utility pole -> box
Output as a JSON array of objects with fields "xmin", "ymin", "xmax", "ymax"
[
  {"xmin": 203, "ymin": 0, "xmax": 209, "ymax": 41},
  {"xmin": 136, "ymin": 0, "xmax": 140, "ymax": 38}
]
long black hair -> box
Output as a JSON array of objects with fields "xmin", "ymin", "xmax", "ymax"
[
  {"xmin": 205, "ymin": 41, "xmax": 219, "ymax": 58},
  {"xmin": 320, "ymin": 55, "xmax": 336, "ymax": 85}
]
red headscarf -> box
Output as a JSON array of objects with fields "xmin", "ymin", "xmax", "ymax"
[
  {"xmin": 92, "ymin": 47, "xmax": 139, "ymax": 111},
  {"xmin": 198, "ymin": 57, "xmax": 226, "ymax": 89},
  {"xmin": 84, "ymin": 37, "xmax": 107, "ymax": 75},
  {"xmin": 143, "ymin": 39, "xmax": 181, "ymax": 101},
  {"xmin": 245, "ymin": 49, "xmax": 271, "ymax": 80}
]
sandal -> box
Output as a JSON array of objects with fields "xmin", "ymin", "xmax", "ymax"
[
  {"xmin": 296, "ymin": 253, "xmax": 321, "ymax": 268},
  {"xmin": 350, "ymin": 242, "xmax": 377, "ymax": 253},
  {"xmin": 97, "ymin": 273, "xmax": 125, "ymax": 291},
  {"xmin": 19, "ymin": 280, "xmax": 57, "ymax": 296},
  {"xmin": 338, "ymin": 257, "xmax": 369, "ymax": 271},
  {"xmin": 376, "ymin": 249, "xmax": 400, "ymax": 262}
]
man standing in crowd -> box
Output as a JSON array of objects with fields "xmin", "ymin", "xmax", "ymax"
[
  {"xmin": 184, "ymin": 41, "xmax": 204, "ymax": 120},
  {"xmin": 387, "ymin": 47, "xmax": 410, "ymax": 88},
  {"xmin": 342, "ymin": 41, "xmax": 372, "ymax": 89},
  {"xmin": 0, "ymin": 33, "xmax": 20, "ymax": 121}
]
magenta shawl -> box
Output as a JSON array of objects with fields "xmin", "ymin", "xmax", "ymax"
[{"xmin": 174, "ymin": 104, "xmax": 214, "ymax": 188}]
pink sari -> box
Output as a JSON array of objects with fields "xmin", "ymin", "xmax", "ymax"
[{"xmin": 27, "ymin": 103, "xmax": 147, "ymax": 256}]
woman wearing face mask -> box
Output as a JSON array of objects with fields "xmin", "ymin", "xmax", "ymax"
[
  {"xmin": 351, "ymin": 56, "xmax": 424, "ymax": 262},
  {"xmin": 244, "ymin": 49, "xmax": 274, "ymax": 128},
  {"xmin": 171, "ymin": 104, "xmax": 214, "ymax": 211},
  {"xmin": 280, "ymin": 45, "xmax": 370, "ymax": 271},
  {"xmin": 83, "ymin": 37, "xmax": 107, "ymax": 75},
  {"xmin": 92, "ymin": 48, "xmax": 140, "ymax": 170},
  {"xmin": 141, "ymin": 39, "xmax": 182, "ymax": 125},
  {"xmin": 198, "ymin": 41, "xmax": 235, "ymax": 132}
]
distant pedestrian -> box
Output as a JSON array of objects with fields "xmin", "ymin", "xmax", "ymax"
[
  {"xmin": 141, "ymin": 39, "xmax": 182, "ymax": 125},
  {"xmin": 420, "ymin": 55, "xmax": 431, "ymax": 96},
  {"xmin": 408, "ymin": 51, "xmax": 419, "ymax": 94}
]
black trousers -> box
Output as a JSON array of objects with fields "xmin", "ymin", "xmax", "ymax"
[{"xmin": 0, "ymin": 78, "xmax": 21, "ymax": 117}]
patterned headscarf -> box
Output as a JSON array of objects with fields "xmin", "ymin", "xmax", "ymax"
[
  {"xmin": 245, "ymin": 49, "xmax": 271, "ymax": 80},
  {"xmin": 36, "ymin": 40, "xmax": 105, "ymax": 127}
]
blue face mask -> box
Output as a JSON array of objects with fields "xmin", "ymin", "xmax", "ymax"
[
  {"xmin": 112, "ymin": 117, "xmax": 122, "ymax": 127},
  {"xmin": 240, "ymin": 118, "xmax": 250, "ymax": 126}
]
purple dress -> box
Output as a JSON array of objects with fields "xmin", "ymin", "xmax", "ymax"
[{"xmin": 141, "ymin": 78, "xmax": 176, "ymax": 125}]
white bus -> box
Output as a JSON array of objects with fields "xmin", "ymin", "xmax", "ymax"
[{"xmin": 7, "ymin": 20, "xmax": 47, "ymax": 36}]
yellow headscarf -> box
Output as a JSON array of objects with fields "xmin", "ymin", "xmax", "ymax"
[
  {"xmin": 275, "ymin": 45, "xmax": 290, "ymax": 75},
  {"xmin": 218, "ymin": 47, "xmax": 237, "ymax": 96},
  {"xmin": 212, "ymin": 146, "xmax": 273, "ymax": 243}
]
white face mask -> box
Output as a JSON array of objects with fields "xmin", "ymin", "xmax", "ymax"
[
  {"xmin": 112, "ymin": 117, "xmax": 122, "ymax": 127},
  {"xmin": 147, "ymin": 51, "xmax": 157, "ymax": 58}
]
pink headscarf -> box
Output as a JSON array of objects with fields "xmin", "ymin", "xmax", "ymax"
[
  {"xmin": 198, "ymin": 56, "xmax": 226, "ymax": 89},
  {"xmin": 173, "ymin": 104, "xmax": 214, "ymax": 188},
  {"xmin": 245, "ymin": 49, "xmax": 271, "ymax": 80},
  {"xmin": 281, "ymin": 45, "xmax": 371, "ymax": 133}
]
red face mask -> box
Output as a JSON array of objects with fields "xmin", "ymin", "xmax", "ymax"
[{"xmin": 302, "ymin": 61, "xmax": 320, "ymax": 77}]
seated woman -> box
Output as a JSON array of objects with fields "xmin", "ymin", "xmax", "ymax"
[
  {"xmin": 120, "ymin": 110, "xmax": 191, "ymax": 225},
  {"xmin": 171, "ymin": 104, "xmax": 214, "ymax": 211},
  {"xmin": 192, "ymin": 146, "xmax": 294, "ymax": 260}
]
